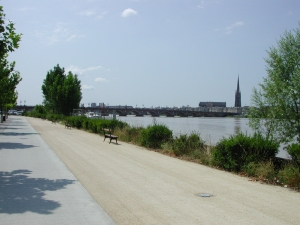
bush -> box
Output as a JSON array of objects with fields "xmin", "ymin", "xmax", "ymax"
[
  {"xmin": 67, "ymin": 116, "xmax": 87, "ymax": 129},
  {"xmin": 46, "ymin": 113, "xmax": 64, "ymax": 122},
  {"xmin": 141, "ymin": 123, "xmax": 172, "ymax": 149},
  {"xmin": 286, "ymin": 144, "xmax": 300, "ymax": 166},
  {"xmin": 114, "ymin": 125, "xmax": 144, "ymax": 144},
  {"xmin": 278, "ymin": 164, "xmax": 300, "ymax": 188},
  {"xmin": 211, "ymin": 132, "xmax": 279, "ymax": 172},
  {"xmin": 172, "ymin": 132, "xmax": 204, "ymax": 156},
  {"xmin": 243, "ymin": 161, "xmax": 276, "ymax": 182}
]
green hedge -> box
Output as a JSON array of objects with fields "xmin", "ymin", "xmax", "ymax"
[
  {"xmin": 212, "ymin": 133, "xmax": 279, "ymax": 172},
  {"xmin": 141, "ymin": 124, "xmax": 172, "ymax": 149}
]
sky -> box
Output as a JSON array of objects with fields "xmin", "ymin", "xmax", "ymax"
[{"xmin": 2, "ymin": 0, "xmax": 300, "ymax": 108}]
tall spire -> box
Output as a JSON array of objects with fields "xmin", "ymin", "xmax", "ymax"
[
  {"xmin": 237, "ymin": 76, "xmax": 240, "ymax": 92},
  {"xmin": 235, "ymin": 75, "xmax": 241, "ymax": 107}
]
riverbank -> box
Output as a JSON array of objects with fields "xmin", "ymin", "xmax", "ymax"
[{"xmin": 26, "ymin": 116, "xmax": 300, "ymax": 225}]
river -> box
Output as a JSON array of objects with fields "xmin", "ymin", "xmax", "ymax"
[{"xmin": 117, "ymin": 116, "xmax": 290, "ymax": 159}]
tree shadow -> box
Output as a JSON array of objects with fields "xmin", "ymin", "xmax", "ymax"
[
  {"xmin": 0, "ymin": 132, "xmax": 38, "ymax": 136},
  {"xmin": 0, "ymin": 170, "xmax": 75, "ymax": 214},
  {"xmin": 0, "ymin": 127, "xmax": 21, "ymax": 130},
  {"xmin": 0, "ymin": 142, "xmax": 37, "ymax": 150}
]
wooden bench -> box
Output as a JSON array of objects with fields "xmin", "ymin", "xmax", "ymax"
[
  {"xmin": 65, "ymin": 121, "xmax": 72, "ymax": 129},
  {"xmin": 102, "ymin": 128, "xmax": 118, "ymax": 144}
]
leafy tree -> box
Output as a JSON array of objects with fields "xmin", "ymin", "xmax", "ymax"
[
  {"xmin": 42, "ymin": 64, "xmax": 82, "ymax": 116},
  {"xmin": 249, "ymin": 24, "xmax": 300, "ymax": 161},
  {"xmin": 42, "ymin": 65, "xmax": 64, "ymax": 113},
  {"xmin": 33, "ymin": 104, "xmax": 47, "ymax": 114},
  {"xmin": 0, "ymin": 6, "xmax": 22, "ymax": 121}
]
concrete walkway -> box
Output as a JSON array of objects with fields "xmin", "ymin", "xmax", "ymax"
[{"xmin": 0, "ymin": 116, "xmax": 116, "ymax": 225}]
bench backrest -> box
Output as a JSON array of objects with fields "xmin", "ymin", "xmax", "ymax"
[{"xmin": 103, "ymin": 128, "xmax": 113, "ymax": 136}]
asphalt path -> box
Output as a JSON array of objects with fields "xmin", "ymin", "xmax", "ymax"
[
  {"xmin": 24, "ymin": 116, "xmax": 300, "ymax": 224},
  {"xmin": 0, "ymin": 116, "xmax": 116, "ymax": 225}
]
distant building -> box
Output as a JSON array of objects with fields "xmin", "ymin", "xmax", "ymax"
[
  {"xmin": 234, "ymin": 76, "xmax": 241, "ymax": 107},
  {"xmin": 99, "ymin": 103, "xmax": 105, "ymax": 108},
  {"xmin": 199, "ymin": 102, "xmax": 226, "ymax": 107},
  {"xmin": 91, "ymin": 103, "xmax": 96, "ymax": 107}
]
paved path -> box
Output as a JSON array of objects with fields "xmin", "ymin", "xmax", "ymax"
[
  {"xmin": 24, "ymin": 117, "xmax": 300, "ymax": 225},
  {"xmin": 0, "ymin": 116, "xmax": 116, "ymax": 225}
]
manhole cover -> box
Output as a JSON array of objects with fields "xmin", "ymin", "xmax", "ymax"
[{"xmin": 198, "ymin": 193, "xmax": 212, "ymax": 197}]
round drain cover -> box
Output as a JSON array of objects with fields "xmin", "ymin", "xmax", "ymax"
[{"xmin": 199, "ymin": 193, "xmax": 211, "ymax": 197}]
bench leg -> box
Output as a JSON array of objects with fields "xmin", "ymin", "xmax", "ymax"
[{"xmin": 109, "ymin": 138, "xmax": 118, "ymax": 144}]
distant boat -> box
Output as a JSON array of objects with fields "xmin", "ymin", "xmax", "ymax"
[{"xmin": 85, "ymin": 112, "xmax": 101, "ymax": 119}]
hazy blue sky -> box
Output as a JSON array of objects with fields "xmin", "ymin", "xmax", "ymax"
[{"xmin": 2, "ymin": 0, "xmax": 300, "ymax": 108}]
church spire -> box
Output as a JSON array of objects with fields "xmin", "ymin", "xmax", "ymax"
[{"xmin": 235, "ymin": 76, "xmax": 241, "ymax": 107}]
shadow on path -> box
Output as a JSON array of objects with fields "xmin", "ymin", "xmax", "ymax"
[
  {"xmin": 0, "ymin": 170, "xmax": 75, "ymax": 214},
  {"xmin": 0, "ymin": 142, "xmax": 37, "ymax": 150},
  {"xmin": 0, "ymin": 132, "xmax": 38, "ymax": 136},
  {"xmin": 0, "ymin": 127, "xmax": 21, "ymax": 130}
]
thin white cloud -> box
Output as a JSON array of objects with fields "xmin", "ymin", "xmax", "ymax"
[
  {"xmin": 96, "ymin": 12, "xmax": 108, "ymax": 20},
  {"xmin": 82, "ymin": 85, "xmax": 95, "ymax": 90},
  {"xmin": 95, "ymin": 77, "xmax": 108, "ymax": 82},
  {"xmin": 66, "ymin": 65, "xmax": 103, "ymax": 75},
  {"xmin": 78, "ymin": 9, "xmax": 107, "ymax": 20},
  {"xmin": 18, "ymin": 6, "xmax": 34, "ymax": 11},
  {"xmin": 225, "ymin": 21, "xmax": 244, "ymax": 34},
  {"xmin": 67, "ymin": 35, "xmax": 77, "ymax": 42},
  {"xmin": 86, "ymin": 66, "xmax": 102, "ymax": 71},
  {"xmin": 121, "ymin": 8, "xmax": 137, "ymax": 18},
  {"xmin": 79, "ymin": 10, "xmax": 96, "ymax": 16},
  {"xmin": 197, "ymin": 1, "xmax": 205, "ymax": 9},
  {"xmin": 34, "ymin": 23, "xmax": 80, "ymax": 45}
]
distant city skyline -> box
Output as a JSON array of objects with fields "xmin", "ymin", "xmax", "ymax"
[{"xmin": 3, "ymin": 0, "xmax": 300, "ymax": 107}]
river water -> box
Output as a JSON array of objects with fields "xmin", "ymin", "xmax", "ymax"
[{"xmin": 117, "ymin": 116, "xmax": 290, "ymax": 159}]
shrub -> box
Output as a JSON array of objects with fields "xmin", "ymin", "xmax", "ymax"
[
  {"xmin": 278, "ymin": 164, "xmax": 300, "ymax": 188},
  {"xmin": 243, "ymin": 161, "xmax": 276, "ymax": 182},
  {"xmin": 286, "ymin": 144, "xmax": 300, "ymax": 166},
  {"xmin": 68, "ymin": 116, "xmax": 86, "ymax": 129},
  {"xmin": 114, "ymin": 126, "xmax": 144, "ymax": 144},
  {"xmin": 172, "ymin": 132, "xmax": 205, "ymax": 156},
  {"xmin": 211, "ymin": 132, "xmax": 279, "ymax": 172},
  {"xmin": 46, "ymin": 113, "xmax": 64, "ymax": 122},
  {"xmin": 141, "ymin": 123, "xmax": 172, "ymax": 149}
]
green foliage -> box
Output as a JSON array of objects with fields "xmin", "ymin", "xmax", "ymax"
[
  {"xmin": 65, "ymin": 117, "xmax": 127, "ymax": 134},
  {"xmin": 46, "ymin": 113, "xmax": 65, "ymax": 122},
  {"xmin": 278, "ymin": 164, "xmax": 300, "ymax": 188},
  {"xmin": 286, "ymin": 144, "xmax": 300, "ymax": 166},
  {"xmin": 42, "ymin": 65, "xmax": 82, "ymax": 116},
  {"xmin": 33, "ymin": 104, "xmax": 47, "ymax": 114},
  {"xmin": 243, "ymin": 161, "xmax": 276, "ymax": 181},
  {"xmin": 0, "ymin": 6, "xmax": 22, "ymax": 114},
  {"xmin": 141, "ymin": 123, "xmax": 172, "ymax": 149},
  {"xmin": 114, "ymin": 125, "xmax": 144, "ymax": 144},
  {"xmin": 212, "ymin": 133, "xmax": 279, "ymax": 172},
  {"xmin": 172, "ymin": 132, "xmax": 204, "ymax": 156},
  {"xmin": 249, "ymin": 24, "xmax": 300, "ymax": 145},
  {"xmin": 66, "ymin": 116, "xmax": 86, "ymax": 129}
]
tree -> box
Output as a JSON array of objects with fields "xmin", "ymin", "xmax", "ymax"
[
  {"xmin": 249, "ymin": 24, "xmax": 300, "ymax": 162},
  {"xmin": 42, "ymin": 64, "xmax": 82, "ymax": 115},
  {"xmin": 0, "ymin": 6, "xmax": 22, "ymax": 122}
]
